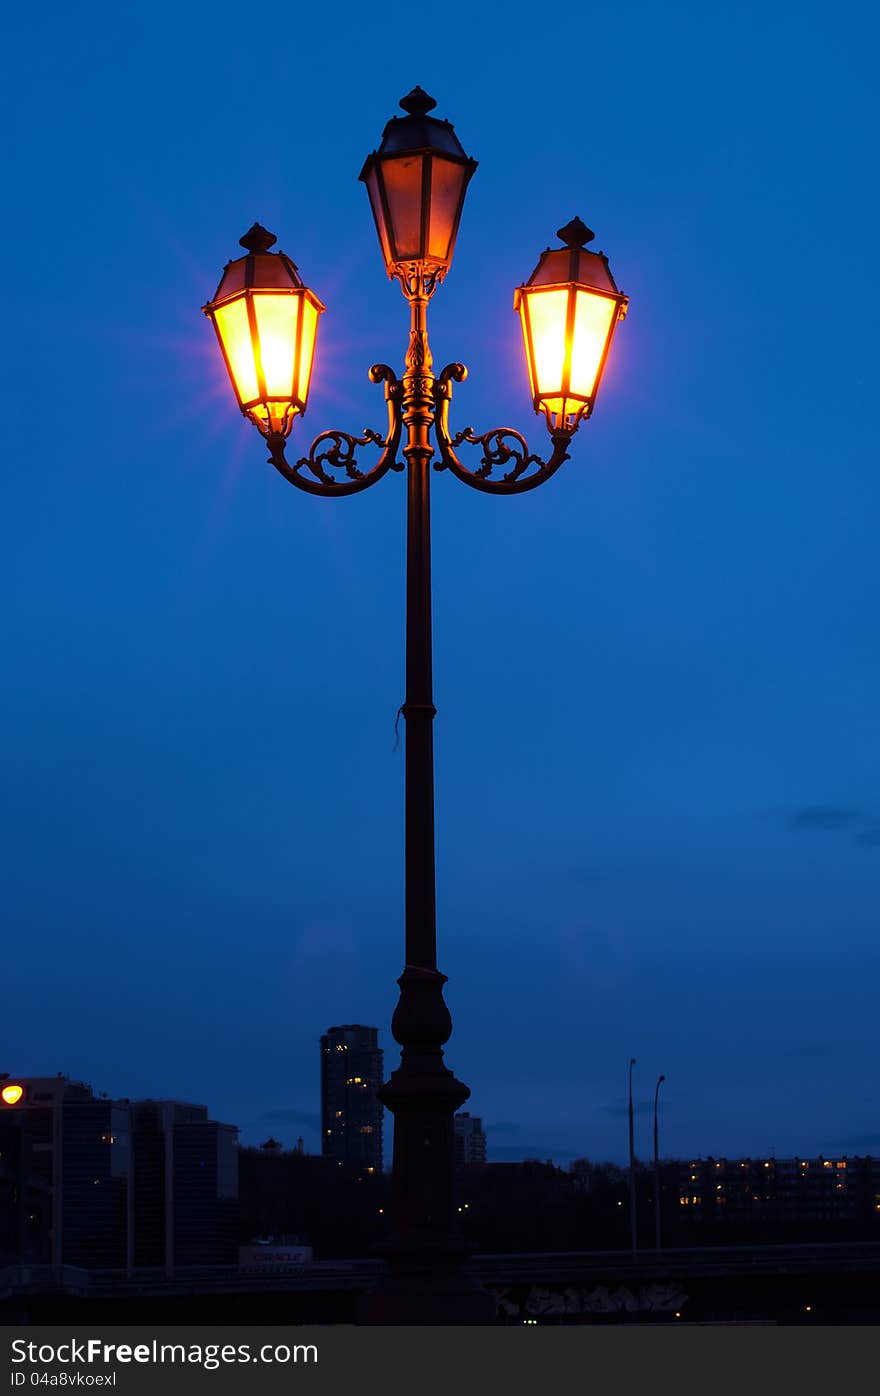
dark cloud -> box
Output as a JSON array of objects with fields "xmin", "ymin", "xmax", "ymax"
[
  {"xmin": 822, "ymin": 1133, "xmax": 880, "ymax": 1150},
  {"xmin": 259, "ymin": 1108, "xmax": 321, "ymax": 1127},
  {"xmin": 788, "ymin": 807, "xmax": 880, "ymax": 848},
  {"xmin": 790, "ymin": 806, "xmax": 863, "ymax": 832}
]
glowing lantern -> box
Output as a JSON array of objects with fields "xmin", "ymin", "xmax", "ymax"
[
  {"xmin": 359, "ymin": 86, "xmax": 477, "ymax": 284},
  {"xmin": 1, "ymin": 1084, "xmax": 24, "ymax": 1105},
  {"xmin": 203, "ymin": 223, "xmax": 325, "ymax": 437},
  {"xmin": 515, "ymin": 217, "xmax": 628, "ymax": 431}
]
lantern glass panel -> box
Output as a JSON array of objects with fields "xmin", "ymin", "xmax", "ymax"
[
  {"xmin": 253, "ymin": 294, "xmax": 300, "ymax": 398},
  {"xmin": 382, "ymin": 154, "xmax": 425, "ymax": 259},
  {"xmin": 525, "ymin": 288, "xmax": 569, "ymax": 396},
  {"xmin": 427, "ymin": 157, "xmax": 465, "ymax": 261},
  {"xmin": 214, "ymin": 297, "xmax": 258, "ymax": 405},
  {"xmin": 298, "ymin": 297, "xmax": 319, "ymax": 401},
  {"xmin": 365, "ymin": 167, "xmax": 393, "ymax": 267},
  {"xmin": 569, "ymin": 289, "xmax": 617, "ymax": 399}
]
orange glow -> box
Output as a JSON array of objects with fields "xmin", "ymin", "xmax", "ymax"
[
  {"xmin": 1, "ymin": 1084, "xmax": 23, "ymax": 1105},
  {"xmin": 209, "ymin": 289, "xmax": 323, "ymax": 435},
  {"xmin": 570, "ymin": 289, "xmax": 618, "ymax": 397},
  {"xmin": 523, "ymin": 289, "xmax": 568, "ymax": 396},
  {"xmin": 204, "ymin": 234, "xmax": 324, "ymax": 439},
  {"xmin": 518, "ymin": 284, "xmax": 622, "ymax": 429},
  {"xmin": 214, "ymin": 299, "xmax": 259, "ymax": 405},
  {"xmin": 515, "ymin": 226, "xmax": 627, "ymax": 431},
  {"xmin": 254, "ymin": 295, "xmax": 300, "ymax": 398}
]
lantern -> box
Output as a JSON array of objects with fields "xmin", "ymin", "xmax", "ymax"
[
  {"xmin": 203, "ymin": 223, "xmax": 325, "ymax": 437},
  {"xmin": 1, "ymin": 1084, "xmax": 24, "ymax": 1105},
  {"xmin": 515, "ymin": 217, "xmax": 628, "ymax": 431},
  {"xmin": 359, "ymin": 86, "xmax": 477, "ymax": 284}
]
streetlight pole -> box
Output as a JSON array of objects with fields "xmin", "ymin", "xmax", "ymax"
[
  {"xmin": 653, "ymin": 1073, "xmax": 665, "ymax": 1251},
  {"xmin": 202, "ymin": 86, "xmax": 629, "ymax": 1324},
  {"xmin": 627, "ymin": 1058, "xmax": 637, "ymax": 1256}
]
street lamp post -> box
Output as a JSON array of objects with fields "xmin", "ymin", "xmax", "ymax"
[
  {"xmin": 627, "ymin": 1057, "xmax": 637, "ymax": 1256},
  {"xmin": 203, "ymin": 87, "xmax": 628, "ymax": 1324},
  {"xmin": 653, "ymin": 1073, "xmax": 666, "ymax": 1251}
]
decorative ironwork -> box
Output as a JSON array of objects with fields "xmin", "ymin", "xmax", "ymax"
[
  {"xmin": 397, "ymin": 263, "xmax": 444, "ymax": 300},
  {"xmin": 265, "ymin": 364, "xmax": 403, "ymax": 496},
  {"xmin": 433, "ymin": 363, "xmax": 573, "ymax": 494}
]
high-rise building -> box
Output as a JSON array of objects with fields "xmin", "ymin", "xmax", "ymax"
[
  {"xmin": 454, "ymin": 1111, "xmax": 487, "ymax": 1166},
  {"xmin": 0, "ymin": 1076, "xmax": 129, "ymax": 1271},
  {"xmin": 131, "ymin": 1100, "xmax": 239, "ymax": 1272},
  {"xmin": 320, "ymin": 1026, "xmax": 383, "ymax": 1175},
  {"xmin": 0, "ymin": 1075, "xmax": 238, "ymax": 1274}
]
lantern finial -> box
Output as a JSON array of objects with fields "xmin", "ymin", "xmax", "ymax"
[
  {"xmin": 399, "ymin": 86, "xmax": 437, "ymax": 116},
  {"xmin": 557, "ymin": 217, "xmax": 595, "ymax": 249},
  {"xmin": 239, "ymin": 222, "xmax": 277, "ymax": 254}
]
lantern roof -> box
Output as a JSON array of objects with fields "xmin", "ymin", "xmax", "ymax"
[
  {"xmin": 205, "ymin": 223, "xmax": 310, "ymax": 309},
  {"xmin": 523, "ymin": 216, "xmax": 621, "ymax": 296},
  {"xmin": 359, "ymin": 87, "xmax": 475, "ymax": 174}
]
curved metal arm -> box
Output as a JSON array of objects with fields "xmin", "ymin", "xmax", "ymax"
[
  {"xmin": 266, "ymin": 364, "xmax": 403, "ymax": 496},
  {"xmin": 433, "ymin": 363, "xmax": 572, "ymax": 495}
]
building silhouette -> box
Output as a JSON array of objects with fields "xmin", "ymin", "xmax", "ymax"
[
  {"xmin": 454, "ymin": 1111, "xmax": 487, "ymax": 1166},
  {"xmin": 676, "ymin": 1154, "xmax": 880, "ymax": 1227},
  {"xmin": 0, "ymin": 1075, "xmax": 238, "ymax": 1274},
  {"xmin": 131, "ymin": 1100, "xmax": 238, "ymax": 1272},
  {"xmin": 319, "ymin": 1026, "xmax": 383, "ymax": 1175}
]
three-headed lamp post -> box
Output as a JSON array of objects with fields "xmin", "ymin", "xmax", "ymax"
[{"xmin": 203, "ymin": 86, "xmax": 628, "ymax": 1324}]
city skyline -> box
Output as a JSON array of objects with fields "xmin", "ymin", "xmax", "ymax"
[
  {"xmin": 4, "ymin": 1060, "xmax": 875, "ymax": 1172},
  {"xmin": 3, "ymin": 0, "xmax": 878, "ymax": 1177}
]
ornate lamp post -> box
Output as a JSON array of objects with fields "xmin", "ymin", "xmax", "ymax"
[{"xmin": 203, "ymin": 86, "xmax": 628, "ymax": 1324}]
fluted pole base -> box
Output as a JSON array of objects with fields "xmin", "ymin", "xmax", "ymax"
[{"xmin": 357, "ymin": 967, "xmax": 496, "ymax": 1325}]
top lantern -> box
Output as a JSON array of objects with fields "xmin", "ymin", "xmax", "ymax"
[
  {"xmin": 515, "ymin": 217, "xmax": 628, "ymax": 433},
  {"xmin": 359, "ymin": 87, "xmax": 477, "ymax": 287},
  {"xmin": 202, "ymin": 223, "xmax": 325, "ymax": 438}
]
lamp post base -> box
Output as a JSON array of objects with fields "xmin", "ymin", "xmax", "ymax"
[
  {"xmin": 359, "ymin": 965, "xmax": 496, "ymax": 1324},
  {"xmin": 357, "ymin": 1260, "xmax": 497, "ymax": 1326}
]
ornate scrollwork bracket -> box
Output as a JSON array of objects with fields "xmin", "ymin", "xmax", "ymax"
[
  {"xmin": 433, "ymin": 363, "xmax": 573, "ymax": 495},
  {"xmin": 265, "ymin": 364, "xmax": 404, "ymax": 497}
]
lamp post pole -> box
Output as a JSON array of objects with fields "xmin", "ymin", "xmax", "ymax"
[
  {"xmin": 653, "ymin": 1073, "xmax": 665, "ymax": 1251},
  {"xmin": 359, "ymin": 292, "xmax": 487, "ymax": 1323},
  {"xmin": 628, "ymin": 1057, "xmax": 637, "ymax": 1256},
  {"xmin": 202, "ymin": 85, "xmax": 629, "ymax": 1325}
]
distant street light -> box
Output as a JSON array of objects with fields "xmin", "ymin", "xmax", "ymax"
[
  {"xmin": 628, "ymin": 1057, "xmax": 637, "ymax": 1255},
  {"xmin": 203, "ymin": 86, "xmax": 628, "ymax": 1324},
  {"xmin": 653, "ymin": 1073, "xmax": 666, "ymax": 1250}
]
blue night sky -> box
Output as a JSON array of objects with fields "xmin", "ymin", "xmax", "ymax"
[{"xmin": 3, "ymin": 0, "xmax": 878, "ymax": 1168}]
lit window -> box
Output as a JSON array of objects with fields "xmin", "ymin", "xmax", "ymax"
[{"xmin": 335, "ymin": 1111, "xmax": 343, "ymax": 1119}]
